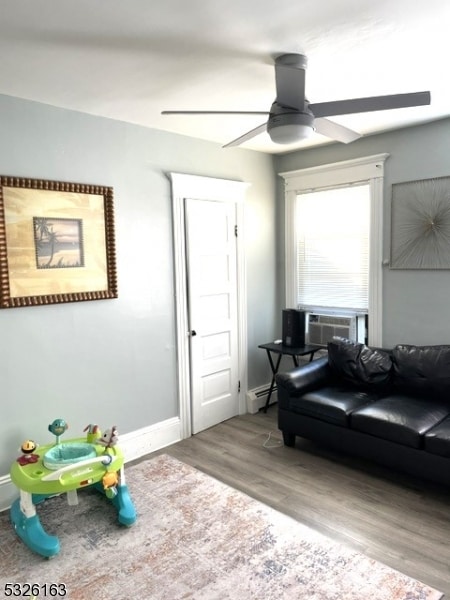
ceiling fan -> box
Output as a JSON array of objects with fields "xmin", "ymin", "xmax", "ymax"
[{"xmin": 162, "ymin": 53, "xmax": 431, "ymax": 148}]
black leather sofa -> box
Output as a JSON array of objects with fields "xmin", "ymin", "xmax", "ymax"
[{"xmin": 275, "ymin": 338, "xmax": 450, "ymax": 486}]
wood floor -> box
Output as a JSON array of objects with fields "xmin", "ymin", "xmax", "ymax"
[{"xmin": 151, "ymin": 406, "xmax": 450, "ymax": 598}]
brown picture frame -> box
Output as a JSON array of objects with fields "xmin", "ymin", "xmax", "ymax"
[{"xmin": 0, "ymin": 176, "xmax": 118, "ymax": 308}]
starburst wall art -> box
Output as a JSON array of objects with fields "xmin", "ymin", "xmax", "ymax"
[{"xmin": 390, "ymin": 175, "xmax": 450, "ymax": 269}]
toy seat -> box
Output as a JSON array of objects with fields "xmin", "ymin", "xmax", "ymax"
[{"xmin": 43, "ymin": 442, "xmax": 96, "ymax": 470}]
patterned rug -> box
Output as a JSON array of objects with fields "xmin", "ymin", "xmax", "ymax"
[{"xmin": 0, "ymin": 454, "xmax": 443, "ymax": 600}]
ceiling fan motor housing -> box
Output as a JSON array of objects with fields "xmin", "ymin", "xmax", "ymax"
[
  {"xmin": 275, "ymin": 53, "xmax": 308, "ymax": 69},
  {"xmin": 267, "ymin": 111, "xmax": 315, "ymax": 144}
]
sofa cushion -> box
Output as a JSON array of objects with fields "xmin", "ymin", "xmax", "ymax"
[
  {"xmin": 392, "ymin": 344, "xmax": 450, "ymax": 400},
  {"xmin": 350, "ymin": 395, "xmax": 450, "ymax": 448},
  {"xmin": 327, "ymin": 337, "xmax": 392, "ymax": 388},
  {"xmin": 289, "ymin": 385, "xmax": 381, "ymax": 427},
  {"xmin": 424, "ymin": 416, "xmax": 450, "ymax": 457}
]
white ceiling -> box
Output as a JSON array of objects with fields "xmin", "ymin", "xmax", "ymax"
[{"xmin": 1, "ymin": 0, "xmax": 449, "ymax": 154}]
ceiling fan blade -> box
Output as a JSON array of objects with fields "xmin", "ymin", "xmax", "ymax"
[
  {"xmin": 222, "ymin": 122, "xmax": 267, "ymax": 148},
  {"xmin": 274, "ymin": 53, "xmax": 307, "ymax": 111},
  {"xmin": 161, "ymin": 110, "xmax": 269, "ymax": 116},
  {"xmin": 314, "ymin": 117, "xmax": 361, "ymax": 144},
  {"xmin": 310, "ymin": 91, "xmax": 431, "ymax": 118}
]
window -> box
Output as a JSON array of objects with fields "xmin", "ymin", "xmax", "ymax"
[
  {"xmin": 280, "ymin": 154, "xmax": 389, "ymax": 346},
  {"xmin": 296, "ymin": 183, "xmax": 370, "ymax": 312}
]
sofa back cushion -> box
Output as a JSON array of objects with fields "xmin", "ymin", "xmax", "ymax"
[
  {"xmin": 392, "ymin": 344, "xmax": 450, "ymax": 400},
  {"xmin": 327, "ymin": 337, "xmax": 393, "ymax": 388}
]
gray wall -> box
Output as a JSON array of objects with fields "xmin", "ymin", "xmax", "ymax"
[
  {"xmin": 274, "ymin": 117, "xmax": 450, "ymax": 349},
  {"xmin": 0, "ymin": 94, "xmax": 277, "ymax": 476}
]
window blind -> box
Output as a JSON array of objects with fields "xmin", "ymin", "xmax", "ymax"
[{"xmin": 296, "ymin": 184, "xmax": 370, "ymax": 312}]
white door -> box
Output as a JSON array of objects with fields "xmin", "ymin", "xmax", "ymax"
[{"xmin": 185, "ymin": 197, "xmax": 239, "ymax": 434}]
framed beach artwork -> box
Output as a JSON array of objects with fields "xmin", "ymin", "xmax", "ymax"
[{"xmin": 0, "ymin": 176, "xmax": 118, "ymax": 308}]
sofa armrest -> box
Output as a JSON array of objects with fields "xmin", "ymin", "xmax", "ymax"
[{"xmin": 275, "ymin": 356, "xmax": 332, "ymax": 408}]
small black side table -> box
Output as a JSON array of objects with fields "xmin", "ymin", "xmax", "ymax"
[{"xmin": 258, "ymin": 342, "xmax": 321, "ymax": 413}]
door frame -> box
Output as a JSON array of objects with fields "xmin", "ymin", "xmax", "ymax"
[{"xmin": 169, "ymin": 172, "xmax": 249, "ymax": 439}]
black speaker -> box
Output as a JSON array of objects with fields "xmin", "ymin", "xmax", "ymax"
[{"xmin": 282, "ymin": 309, "xmax": 306, "ymax": 347}]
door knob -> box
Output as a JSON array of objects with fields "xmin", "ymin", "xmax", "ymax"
[{"xmin": 189, "ymin": 330, "xmax": 197, "ymax": 337}]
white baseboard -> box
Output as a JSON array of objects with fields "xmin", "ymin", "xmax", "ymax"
[
  {"xmin": 0, "ymin": 416, "xmax": 182, "ymax": 513},
  {"xmin": 0, "ymin": 474, "xmax": 18, "ymax": 513},
  {"xmin": 120, "ymin": 417, "xmax": 181, "ymax": 463}
]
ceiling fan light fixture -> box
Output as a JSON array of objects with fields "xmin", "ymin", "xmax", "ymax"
[
  {"xmin": 267, "ymin": 112, "xmax": 314, "ymax": 144},
  {"xmin": 162, "ymin": 52, "xmax": 431, "ymax": 148}
]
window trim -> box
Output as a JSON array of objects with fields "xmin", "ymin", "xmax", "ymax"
[{"xmin": 280, "ymin": 153, "xmax": 389, "ymax": 347}]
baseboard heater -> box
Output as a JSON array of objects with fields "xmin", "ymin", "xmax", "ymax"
[{"xmin": 246, "ymin": 384, "xmax": 278, "ymax": 414}]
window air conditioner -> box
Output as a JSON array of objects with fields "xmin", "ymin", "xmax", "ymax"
[{"xmin": 307, "ymin": 313, "xmax": 358, "ymax": 346}]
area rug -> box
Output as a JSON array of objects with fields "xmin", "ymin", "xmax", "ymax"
[{"xmin": 0, "ymin": 453, "xmax": 443, "ymax": 600}]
